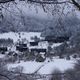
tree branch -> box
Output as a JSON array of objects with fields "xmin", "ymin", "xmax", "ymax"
[
  {"xmin": 0, "ymin": 0, "xmax": 14, "ymax": 3},
  {"xmin": 0, "ymin": 74, "xmax": 11, "ymax": 80},
  {"xmin": 71, "ymin": 0, "xmax": 80, "ymax": 10},
  {"xmin": 28, "ymin": 0, "xmax": 70, "ymax": 4}
]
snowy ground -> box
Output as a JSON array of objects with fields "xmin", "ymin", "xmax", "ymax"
[
  {"xmin": 0, "ymin": 32, "xmax": 41, "ymax": 42},
  {"xmin": 0, "ymin": 54, "xmax": 5, "ymax": 58},
  {"xmin": 7, "ymin": 59, "xmax": 76, "ymax": 74}
]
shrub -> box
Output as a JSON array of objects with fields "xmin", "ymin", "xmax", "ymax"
[
  {"xmin": 50, "ymin": 69, "xmax": 62, "ymax": 80},
  {"xmin": 64, "ymin": 69, "xmax": 78, "ymax": 80}
]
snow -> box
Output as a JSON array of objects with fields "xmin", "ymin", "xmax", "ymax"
[
  {"xmin": 38, "ymin": 59, "xmax": 75, "ymax": 74},
  {"xmin": 52, "ymin": 43, "xmax": 62, "ymax": 48},
  {"xmin": 7, "ymin": 61, "xmax": 43, "ymax": 74},
  {"xmin": 0, "ymin": 32, "xmax": 62, "ymax": 50},
  {"xmin": 0, "ymin": 54, "xmax": 5, "ymax": 58},
  {"xmin": 29, "ymin": 41, "xmax": 62, "ymax": 49},
  {"xmin": 38, "ymin": 41, "xmax": 48, "ymax": 49},
  {"xmin": 0, "ymin": 32, "xmax": 41, "ymax": 42},
  {"xmin": 7, "ymin": 59, "xmax": 76, "ymax": 74}
]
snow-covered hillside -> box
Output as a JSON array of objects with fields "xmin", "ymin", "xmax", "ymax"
[
  {"xmin": 0, "ymin": 32, "xmax": 41, "ymax": 42},
  {"xmin": 0, "ymin": 32, "xmax": 62, "ymax": 49}
]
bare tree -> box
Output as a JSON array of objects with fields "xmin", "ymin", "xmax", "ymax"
[
  {"xmin": 0, "ymin": 0, "xmax": 79, "ymax": 11},
  {"xmin": 71, "ymin": 0, "xmax": 80, "ymax": 10},
  {"xmin": 0, "ymin": 0, "xmax": 14, "ymax": 3}
]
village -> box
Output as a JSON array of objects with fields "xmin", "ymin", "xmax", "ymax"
[
  {"xmin": 0, "ymin": 32, "xmax": 78, "ymax": 63},
  {"xmin": 0, "ymin": 0, "xmax": 80, "ymax": 80},
  {"xmin": 0, "ymin": 32, "xmax": 79, "ymax": 79}
]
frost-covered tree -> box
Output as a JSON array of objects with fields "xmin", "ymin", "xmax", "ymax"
[
  {"xmin": 50, "ymin": 69, "xmax": 62, "ymax": 80},
  {"xmin": 0, "ymin": 0, "xmax": 80, "ymax": 33},
  {"xmin": 0, "ymin": 0, "xmax": 80, "ymax": 11}
]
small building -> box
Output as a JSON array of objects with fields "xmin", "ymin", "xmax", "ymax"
[
  {"xmin": 30, "ymin": 48, "xmax": 47, "ymax": 53},
  {"xmin": 16, "ymin": 43, "xmax": 28, "ymax": 52},
  {"xmin": 30, "ymin": 42, "xmax": 38, "ymax": 46}
]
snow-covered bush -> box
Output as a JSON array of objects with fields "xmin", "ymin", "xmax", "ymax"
[
  {"xmin": 0, "ymin": 58, "xmax": 11, "ymax": 80},
  {"xmin": 74, "ymin": 60, "xmax": 80, "ymax": 71},
  {"xmin": 50, "ymin": 69, "xmax": 62, "ymax": 80},
  {"xmin": 54, "ymin": 42, "xmax": 69, "ymax": 58},
  {"xmin": 9, "ymin": 66, "xmax": 23, "ymax": 73},
  {"xmin": 64, "ymin": 69, "xmax": 78, "ymax": 80},
  {"xmin": 36, "ymin": 54, "xmax": 45, "ymax": 62},
  {"xmin": 64, "ymin": 60, "xmax": 80, "ymax": 80},
  {"xmin": 70, "ymin": 31, "xmax": 80, "ymax": 47}
]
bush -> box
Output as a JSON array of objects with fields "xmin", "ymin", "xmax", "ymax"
[
  {"xmin": 64, "ymin": 60, "xmax": 80, "ymax": 80},
  {"xmin": 64, "ymin": 68, "xmax": 79, "ymax": 80},
  {"xmin": 0, "ymin": 38, "xmax": 13, "ymax": 47},
  {"xmin": 50, "ymin": 69, "xmax": 62, "ymax": 80},
  {"xmin": 54, "ymin": 42, "xmax": 69, "ymax": 58},
  {"xmin": 9, "ymin": 66, "xmax": 23, "ymax": 73},
  {"xmin": 74, "ymin": 60, "xmax": 80, "ymax": 71},
  {"xmin": 36, "ymin": 54, "xmax": 45, "ymax": 62}
]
